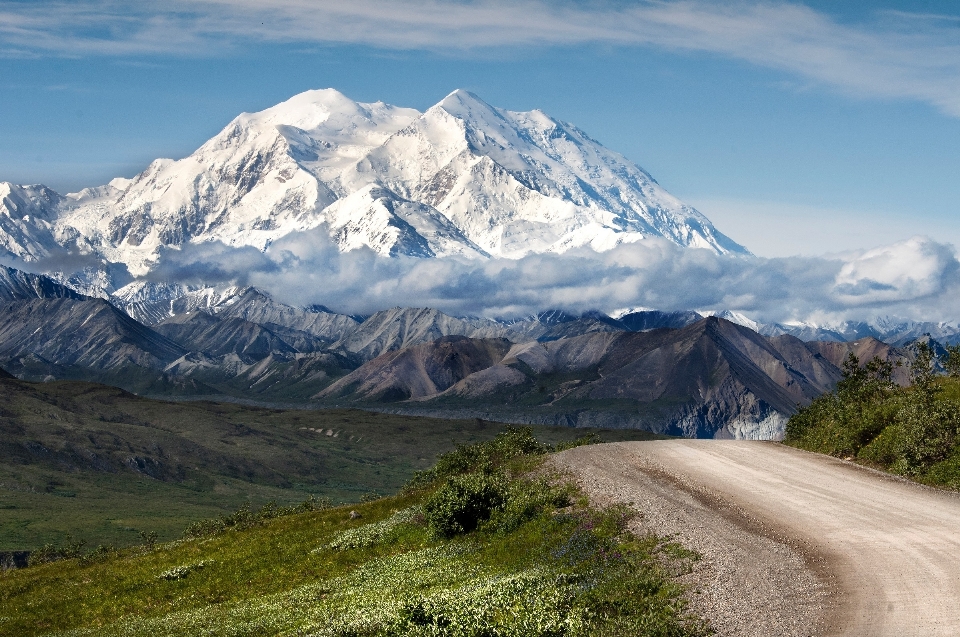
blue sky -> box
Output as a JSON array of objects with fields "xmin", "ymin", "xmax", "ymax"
[{"xmin": 2, "ymin": 0, "xmax": 960, "ymax": 257}]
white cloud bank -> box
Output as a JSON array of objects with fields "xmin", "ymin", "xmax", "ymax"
[
  {"xmin": 130, "ymin": 230, "xmax": 960, "ymax": 323},
  {"xmin": 3, "ymin": 1, "xmax": 960, "ymax": 117}
]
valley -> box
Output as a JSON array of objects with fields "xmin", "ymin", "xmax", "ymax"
[{"xmin": 0, "ymin": 374, "xmax": 660, "ymax": 552}]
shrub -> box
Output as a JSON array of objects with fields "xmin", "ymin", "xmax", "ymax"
[
  {"xmin": 406, "ymin": 426, "xmax": 548, "ymax": 490},
  {"xmin": 489, "ymin": 478, "xmax": 573, "ymax": 534},
  {"xmin": 786, "ymin": 345, "xmax": 960, "ymax": 487},
  {"xmin": 889, "ymin": 393, "xmax": 960, "ymax": 475},
  {"xmin": 183, "ymin": 495, "xmax": 330, "ymax": 539},
  {"xmin": 80, "ymin": 544, "xmax": 117, "ymax": 565},
  {"xmin": 554, "ymin": 432, "xmax": 601, "ymax": 452},
  {"xmin": 924, "ymin": 452, "xmax": 960, "ymax": 489},
  {"xmin": 138, "ymin": 530, "xmax": 158, "ymax": 548},
  {"xmin": 28, "ymin": 536, "xmax": 86, "ymax": 566},
  {"xmin": 786, "ymin": 353, "xmax": 898, "ymax": 457},
  {"xmin": 406, "ymin": 425, "xmax": 601, "ymax": 492},
  {"xmin": 946, "ymin": 343, "xmax": 960, "ymax": 378},
  {"xmin": 425, "ymin": 472, "xmax": 508, "ymax": 538}
]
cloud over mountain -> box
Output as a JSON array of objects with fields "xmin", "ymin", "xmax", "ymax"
[{"xmin": 133, "ymin": 228, "xmax": 960, "ymax": 323}]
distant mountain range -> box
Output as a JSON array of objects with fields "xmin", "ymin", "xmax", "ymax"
[
  {"xmin": 0, "ymin": 263, "xmax": 931, "ymax": 439},
  {"xmin": 318, "ymin": 321, "xmax": 912, "ymax": 438},
  {"xmin": 0, "ymin": 88, "xmax": 746, "ymax": 297}
]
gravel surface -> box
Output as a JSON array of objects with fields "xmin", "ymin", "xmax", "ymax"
[
  {"xmin": 553, "ymin": 440, "xmax": 960, "ymax": 636},
  {"xmin": 554, "ymin": 440, "xmax": 960, "ymax": 637},
  {"xmin": 552, "ymin": 441, "xmax": 827, "ymax": 637}
]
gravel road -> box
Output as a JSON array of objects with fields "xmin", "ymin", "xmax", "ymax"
[{"xmin": 552, "ymin": 440, "xmax": 960, "ymax": 636}]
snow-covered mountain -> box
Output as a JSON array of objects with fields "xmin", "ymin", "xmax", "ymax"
[
  {"xmin": 759, "ymin": 317, "xmax": 960, "ymax": 346},
  {"xmin": 0, "ymin": 264, "xmax": 86, "ymax": 301},
  {"xmin": 0, "ymin": 183, "xmax": 66, "ymax": 260},
  {"xmin": 699, "ymin": 310, "xmax": 761, "ymax": 332},
  {"xmin": 0, "ymin": 88, "xmax": 746, "ymax": 285},
  {"xmin": 112, "ymin": 282, "xmax": 360, "ymax": 343}
]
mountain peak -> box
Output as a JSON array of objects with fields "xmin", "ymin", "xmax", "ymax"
[
  {"xmin": 439, "ymin": 88, "xmax": 491, "ymax": 110},
  {"xmin": 0, "ymin": 87, "xmax": 748, "ymax": 293},
  {"xmin": 434, "ymin": 89, "xmax": 510, "ymax": 133},
  {"xmin": 242, "ymin": 88, "xmax": 361, "ymax": 130}
]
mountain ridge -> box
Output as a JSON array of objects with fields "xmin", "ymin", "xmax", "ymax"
[{"xmin": 321, "ymin": 316, "xmax": 903, "ymax": 439}]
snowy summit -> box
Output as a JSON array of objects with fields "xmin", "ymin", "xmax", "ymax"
[{"xmin": 0, "ymin": 88, "xmax": 747, "ymax": 279}]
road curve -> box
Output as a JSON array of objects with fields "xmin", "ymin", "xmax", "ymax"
[{"xmin": 553, "ymin": 441, "xmax": 960, "ymax": 636}]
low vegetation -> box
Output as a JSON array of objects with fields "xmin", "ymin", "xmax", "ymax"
[
  {"xmin": 785, "ymin": 343, "xmax": 960, "ymax": 488},
  {"xmin": 0, "ymin": 427, "xmax": 706, "ymax": 637},
  {"xmin": 0, "ymin": 376, "xmax": 662, "ymax": 550}
]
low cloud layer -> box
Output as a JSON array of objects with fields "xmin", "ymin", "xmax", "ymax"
[
  {"xmin": 132, "ymin": 229, "xmax": 960, "ymax": 324},
  {"xmin": 3, "ymin": 2, "xmax": 960, "ymax": 117}
]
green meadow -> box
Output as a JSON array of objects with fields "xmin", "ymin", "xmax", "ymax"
[{"xmin": 0, "ymin": 428, "xmax": 705, "ymax": 637}]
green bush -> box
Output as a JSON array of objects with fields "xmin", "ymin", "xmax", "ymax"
[
  {"xmin": 891, "ymin": 399, "xmax": 959, "ymax": 474},
  {"xmin": 785, "ymin": 353, "xmax": 897, "ymax": 457},
  {"xmin": 423, "ymin": 471, "xmax": 576, "ymax": 539},
  {"xmin": 27, "ymin": 537, "xmax": 120, "ymax": 567},
  {"xmin": 412, "ymin": 426, "xmax": 599, "ymax": 539},
  {"xmin": 924, "ymin": 452, "xmax": 960, "ymax": 489},
  {"xmin": 946, "ymin": 343, "xmax": 960, "ymax": 377},
  {"xmin": 554, "ymin": 432, "xmax": 601, "ymax": 452},
  {"xmin": 28, "ymin": 536, "xmax": 87, "ymax": 566},
  {"xmin": 408, "ymin": 426, "xmax": 547, "ymax": 489},
  {"xmin": 405, "ymin": 425, "xmax": 600, "ymax": 492},
  {"xmin": 857, "ymin": 422, "xmax": 902, "ymax": 466},
  {"xmin": 424, "ymin": 472, "xmax": 508, "ymax": 538}
]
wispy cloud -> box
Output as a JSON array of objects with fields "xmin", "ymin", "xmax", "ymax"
[{"xmin": 3, "ymin": 1, "xmax": 960, "ymax": 116}]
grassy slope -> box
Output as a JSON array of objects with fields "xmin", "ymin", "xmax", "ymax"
[
  {"xmin": 0, "ymin": 378, "xmax": 663, "ymax": 551},
  {"xmin": 0, "ymin": 434, "xmax": 706, "ymax": 637},
  {"xmin": 785, "ymin": 367, "xmax": 960, "ymax": 489}
]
